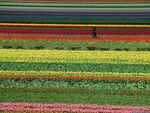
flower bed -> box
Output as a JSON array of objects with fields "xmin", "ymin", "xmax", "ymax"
[
  {"xmin": 1, "ymin": 0, "xmax": 150, "ymax": 112},
  {"xmin": 0, "ymin": 103, "xmax": 150, "ymax": 113}
]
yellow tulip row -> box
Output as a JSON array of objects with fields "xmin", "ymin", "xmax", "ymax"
[
  {"xmin": 1, "ymin": 49, "xmax": 150, "ymax": 64},
  {"xmin": 0, "ymin": 23, "xmax": 150, "ymax": 28}
]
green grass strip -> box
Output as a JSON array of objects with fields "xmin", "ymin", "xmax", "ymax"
[
  {"xmin": 0, "ymin": 62, "xmax": 150, "ymax": 73},
  {"xmin": 1, "ymin": 78, "xmax": 150, "ymax": 90},
  {"xmin": 0, "ymin": 89, "xmax": 150, "ymax": 106},
  {"xmin": 1, "ymin": 40, "xmax": 150, "ymax": 51},
  {"xmin": 2, "ymin": 6, "xmax": 150, "ymax": 10},
  {"xmin": 1, "ymin": 2, "xmax": 150, "ymax": 7},
  {"xmin": 1, "ymin": 20, "xmax": 150, "ymax": 24}
]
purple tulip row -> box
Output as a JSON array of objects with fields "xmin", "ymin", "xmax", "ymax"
[{"xmin": 0, "ymin": 103, "xmax": 150, "ymax": 113}]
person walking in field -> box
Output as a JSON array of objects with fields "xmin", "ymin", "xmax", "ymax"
[{"xmin": 92, "ymin": 27, "xmax": 97, "ymax": 38}]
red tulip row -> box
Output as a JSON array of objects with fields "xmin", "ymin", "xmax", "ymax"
[
  {"xmin": 0, "ymin": 103, "xmax": 150, "ymax": 113},
  {"xmin": 1, "ymin": 29, "xmax": 150, "ymax": 35},
  {"xmin": 1, "ymin": 34, "xmax": 150, "ymax": 42}
]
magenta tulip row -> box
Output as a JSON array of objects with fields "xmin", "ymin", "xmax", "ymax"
[{"xmin": 0, "ymin": 103, "xmax": 150, "ymax": 113}]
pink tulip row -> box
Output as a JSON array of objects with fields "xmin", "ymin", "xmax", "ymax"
[{"xmin": 0, "ymin": 103, "xmax": 150, "ymax": 113}]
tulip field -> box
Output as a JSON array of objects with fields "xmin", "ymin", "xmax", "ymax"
[{"xmin": 0, "ymin": 0, "xmax": 150, "ymax": 113}]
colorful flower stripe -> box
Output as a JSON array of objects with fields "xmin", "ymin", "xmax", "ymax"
[
  {"xmin": 1, "ymin": 33, "xmax": 150, "ymax": 40},
  {"xmin": 0, "ymin": 23, "xmax": 150, "ymax": 28},
  {"xmin": 1, "ymin": 35, "xmax": 150, "ymax": 42},
  {"xmin": 1, "ymin": 26, "xmax": 150, "ymax": 30},
  {"xmin": 0, "ymin": 103, "xmax": 150, "ymax": 113},
  {"xmin": 1, "ymin": 29, "xmax": 150, "ymax": 35},
  {"xmin": 1, "ymin": 71, "xmax": 150, "ymax": 78},
  {"xmin": 1, "ymin": 0, "xmax": 150, "ymax": 110},
  {"xmin": 1, "ymin": 49, "xmax": 150, "ymax": 64},
  {"xmin": 1, "ymin": 34, "xmax": 150, "ymax": 42}
]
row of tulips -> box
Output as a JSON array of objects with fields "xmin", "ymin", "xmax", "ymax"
[
  {"xmin": 0, "ymin": 23, "xmax": 150, "ymax": 28},
  {"xmin": 1, "ymin": 29, "xmax": 150, "ymax": 35},
  {"xmin": 1, "ymin": 26, "xmax": 150, "ymax": 30},
  {"xmin": 1, "ymin": 34, "xmax": 150, "ymax": 42},
  {"xmin": 4, "ymin": 33, "xmax": 150, "ymax": 39},
  {"xmin": 0, "ymin": 50, "xmax": 150, "ymax": 63},
  {"xmin": 1, "ymin": 49, "xmax": 150, "ymax": 64},
  {"xmin": 0, "ymin": 103, "xmax": 150, "ymax": 113},
  {"xmin": 1, "ymin": 1, "xmax": 150, "ymax": 111}
]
